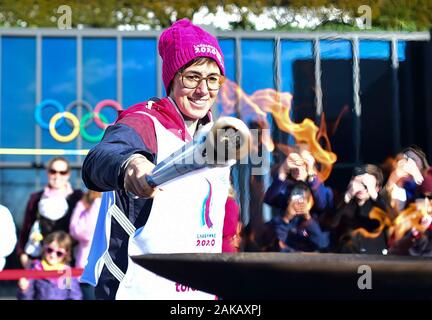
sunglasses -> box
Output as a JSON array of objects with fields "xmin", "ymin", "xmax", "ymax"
[
  {"xmin": 48, "ymin": 169, "xmax": 69, "ymax": 175},
  {"xmin": 45, "ymin": 246, "xmax": 66, "ymax": 258}
]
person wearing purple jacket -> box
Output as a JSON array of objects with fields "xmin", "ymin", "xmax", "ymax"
[
  {"xmin": 269, "ymin": 182, "xmax": 330, "ymax": 252},
  {"xmin": 17, "ymin": 231, "xmax": 82, "ymax": 300},
  {"xmin": 264, "ymin": 144, "xmax": 334, "ymax": 215}
]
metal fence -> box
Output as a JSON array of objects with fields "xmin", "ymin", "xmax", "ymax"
[{"xmin": 0, "ymin": 28, "xmax": 430, "ymax": 226}]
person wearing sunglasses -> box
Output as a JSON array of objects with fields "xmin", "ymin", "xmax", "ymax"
[
  {"xmin": 17, "ymin": 231, "xmax": 82, "ymax": 300},
  {"xmin": 17, "ymin": 157, "xmax": 83, "ymax": 269},
  {"xmin": 81, "ymin": 19, "xmax": 232, "ymax": 300}
]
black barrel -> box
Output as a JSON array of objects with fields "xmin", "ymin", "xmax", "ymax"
[{"xmin": 132, "ymin": 252, "xmax": 432, "ymax": 299}]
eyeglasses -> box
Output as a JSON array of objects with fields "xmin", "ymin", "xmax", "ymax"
[
  {"xmin": 48, "ymin": 169, "xmax": 69, "ymax": 175},
  {"xmin": 180, "ymin": 72, "xmax": 224, "ymax": 91},
  {"xmin": 45, "ymin": 246, "xmax": 66, "ymax": 258}
]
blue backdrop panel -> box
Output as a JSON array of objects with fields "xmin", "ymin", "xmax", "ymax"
[
  {"xmin": 1, "ymin": 37, "xmax": 36, "ymax": 156},
  {"xmin": 216, "ymin": 39, "xmax": 236, "ymax": 117},
  {"xmin": 40, "ymin": 37, "xmax": 77, "ymax": 164},
  {"xmin": 0, "ymin": 36, "xmax": 37, "ymax": 220},
  {"xmin": 122, "ymin": 38, "xmax": 157, "ymax": 108},
  {"xmin": 82, "ymin": 38, "xmax": 117, "ymax": 149},
  {"xmin": 219, "ymin": 39, "xmax": 236, "ymax": 81},
  {"xmin": 281, "ymin": 40, "xmax": 313, "ymax": 94}
]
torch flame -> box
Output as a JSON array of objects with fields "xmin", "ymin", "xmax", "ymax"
[
  {"xmin": 352, "ymin": 199, "xmax": 432, "ymax": 241},
  {"xmin": 389, "ymin": 200, "xmax": 432, "ymax": 242},
  {"xmin": 218, "ymin": 79, "xmax": 337, "ymax": 181},
  {"xmin": 351, "ymin": 207, "xmax": 392, "ymax": 239}
]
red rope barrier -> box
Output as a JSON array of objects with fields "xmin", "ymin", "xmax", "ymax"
[{"xmin": 0, "ymin": 268, "xmax": 83, "ymax": 280}]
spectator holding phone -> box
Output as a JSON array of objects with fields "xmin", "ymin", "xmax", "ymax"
[
  {"xmin": 328, "ymin": 164, "xmax": 390, "ymax": 254},
  {"xmin": 264, "ymin": 143, "xmax": 333, "ymax": 215},
  {"xmin": 268, "ymin": 182, "xmax": 329, "ymax": 252},
  {"xmin": 384, "ymin": 146, "xmax": 428, "ymax": 213}
]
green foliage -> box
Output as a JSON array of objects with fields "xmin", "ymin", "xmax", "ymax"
[{"xmin": 0, "ymin": 0, "xmax": 431, "ymax": 31}]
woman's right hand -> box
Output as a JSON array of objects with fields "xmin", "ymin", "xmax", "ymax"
[{"xmin": 124, "ymin": 155, "xmax": 158, "ymax": 198}]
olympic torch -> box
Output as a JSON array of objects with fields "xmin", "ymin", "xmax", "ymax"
[{"xmin": 145, "ymin": 117, "xmax": 251, "ymax": 188}]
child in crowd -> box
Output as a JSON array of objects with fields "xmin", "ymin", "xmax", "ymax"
[
  {"xmin": 17, "ymin": 231, "xmax": 82, "ymax": 300},
  {"xmin": 269, "ymin": 182, "xmax": 329, "ymax": 252}
]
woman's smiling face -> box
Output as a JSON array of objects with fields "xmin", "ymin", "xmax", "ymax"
[{"xmin": 170, "ymin": 60, "xmax": 222, "ymax": 121}]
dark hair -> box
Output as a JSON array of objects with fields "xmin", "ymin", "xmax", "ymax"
[
  {"xmin": 43, "ymin": 231, "xmax": 73, "ymax": 264},
  {"xmin": 401, "ymin": 145, "xmax": 429, "ymax": 171},
  {"xmin": 353, "ymin": 164, "xmax": 384, "ymax": 188},
  {"xmin": 46, "ymin": 156, "xmax": 70, "ymax": 172},
  {"xmin": 167, "ymin": 57, "xmax": 220, "ymax": 95}
]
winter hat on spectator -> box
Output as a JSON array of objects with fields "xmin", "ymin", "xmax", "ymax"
[{"xmin": 158, "ymin": 18, "xmax": 225, "ymax": 92}]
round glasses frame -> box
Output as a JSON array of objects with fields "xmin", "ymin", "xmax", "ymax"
[{"xmin": 179, "ymin": 72, "xmax": 225, "ymax": 91}]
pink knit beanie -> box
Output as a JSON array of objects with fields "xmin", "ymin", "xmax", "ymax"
[{"xmin": 158, "ymin": 18, "xmax": 225, "ymax": 92}]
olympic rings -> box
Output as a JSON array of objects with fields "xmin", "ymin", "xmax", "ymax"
[
  {"xmin": 49, "ymin": 112, "xmax": 81, "ymax": 143},
  {"xmin": 94, "ymin": 100, "xmax": 123, "ymax": 129},
  {"xmin": 35, "ymin": 100, "xmax": 65, "ymax": 129},
  {"xmin": 65, "ymin": 100, "xmax": 93, "ymax": 128},
  {"xmin": 35, "ymin": 99, "xmax": 123, "ymax": 143},
  {"xmin": 80, "ymin": 112, "xmax": 109, "ymax": 143}
]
